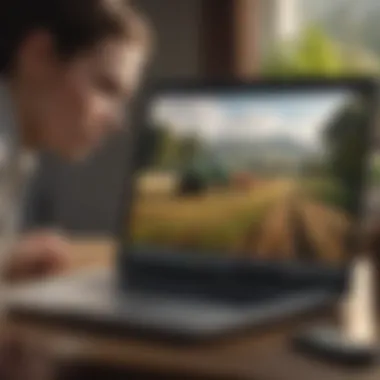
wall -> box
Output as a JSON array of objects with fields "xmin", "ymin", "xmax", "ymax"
[{"xmin": 36, "ymin": 0, "xmax": 202, "ymax": 233}]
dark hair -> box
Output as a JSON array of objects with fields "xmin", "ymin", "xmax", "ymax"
[{"xmin": 0, "ymin": 0, "xmax": 151, "ymax": 74}]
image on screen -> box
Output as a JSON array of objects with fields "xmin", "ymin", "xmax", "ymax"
[{"xmin": 129, "ymin": 88, "xmax": 371, "ymax": 266}]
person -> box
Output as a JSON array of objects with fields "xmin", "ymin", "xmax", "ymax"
[{"xmin": 0, "ymin": 0, "xmax": 151, "ymax": 378}]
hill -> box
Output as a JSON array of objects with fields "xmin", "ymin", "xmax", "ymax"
[{"xmin": 208, "ymin": 135, "xmax": 319, "ymax": 174}]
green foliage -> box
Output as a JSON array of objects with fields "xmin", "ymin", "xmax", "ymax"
[
  {"xmin": 262, "ymin": 25, "xmax": 362, "ymax": 77},
  {"xmin": 324, "ymin": 99, "xmax": 369, "ymax": 183},
  {"xmin": 154, "ymin": 125, "xmax": 179, "ymax": 168},
  {"xmin": 323, "ymin": 97, "xmax": 370, "ymax": 213},
  {"xmin": 153, "ymin": 125, "xmax": 203, "ymax": 169},
  {"xmin": 179, "ymin": 135, "xmax": 200, "ymax": 163}
]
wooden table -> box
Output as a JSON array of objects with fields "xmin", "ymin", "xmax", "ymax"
[{"xmin": 7, "ymin": 238, "xmax": 380, "ymax": 380}]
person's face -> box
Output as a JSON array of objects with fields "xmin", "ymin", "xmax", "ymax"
[{"xmin": 18, "ymin": 34, "xmax": 147, "ymax": 160}]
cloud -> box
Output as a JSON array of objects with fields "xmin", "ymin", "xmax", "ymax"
[
  {"xmin": 150, "ymin": 90, "xmax": 351, "ymax": 147},
  {"xmin": 152, "ymin": 96, "xmax": 227, "ymax": 141},
  {"xmin": 221, "ymin": 111, "xmax": 283, "ymax": 140}
]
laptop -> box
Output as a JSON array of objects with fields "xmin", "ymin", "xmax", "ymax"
[{"xmin": 6, "ymin": 78, "xmax": 378, "ymax": 342}]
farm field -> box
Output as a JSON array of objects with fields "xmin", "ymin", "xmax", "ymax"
[{"xmin": 131, "ymin": 172, "xmax": 351, "ymax": 265}]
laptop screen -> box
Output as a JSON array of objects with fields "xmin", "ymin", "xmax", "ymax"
[{"xmin": 127, "ymin": 82, "xmax": 374, "ymax": 267}]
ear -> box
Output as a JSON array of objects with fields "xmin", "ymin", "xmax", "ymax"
[{"xmin": 15, "ymin": 30, "xmax": 58, "ymax": 82}]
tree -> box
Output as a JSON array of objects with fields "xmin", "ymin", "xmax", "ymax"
[
  {"xmin": 153, "ymin": 125, "xmax": 181, "ymax": 169},
  {"xmin": 323, "ymin": 97, "xmax": 370, "ymax": 213},
  {"xmin": 178, "ymin": 134, "xmax": 202, "ymax": 166}
]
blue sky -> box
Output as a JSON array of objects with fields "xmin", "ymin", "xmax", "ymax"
[
  {"xmin": 219, "ymin": 92, "xmax": 346, "ymax": 119},
  {"xmin": 151, "ymin": 89, "xmax": 352, "ymax": 148}
]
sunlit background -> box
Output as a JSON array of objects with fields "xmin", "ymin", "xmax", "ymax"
[{"xmin": 260, "ymin": 0, "xmax": 380, "ymax": 76}]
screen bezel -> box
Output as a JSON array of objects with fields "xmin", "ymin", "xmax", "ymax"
[{"xmin": 115, "ymin": 77, "xmax": 379, "ymax": 283}]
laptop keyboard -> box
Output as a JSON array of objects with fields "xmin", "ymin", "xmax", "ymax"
[{"xmin": 7, "ymin": 269, "xmax": 336, "ymax": 338}]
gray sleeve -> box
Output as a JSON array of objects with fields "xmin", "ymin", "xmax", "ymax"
[{"xmin": 22, "ymin": 165, "xmax": 57, "ymax": 231}]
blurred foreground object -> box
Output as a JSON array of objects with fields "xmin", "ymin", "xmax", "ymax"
[
  {"xmin": 342, "ymin": 254, "xmax": 377, "ymax": 345},
  {"xmin": 0, "ymin": 331, "xmax": 53, "ymax": 380},
  {"xmin": 292, "ymin": 247, "xmax": 379, "ymax": 366}
]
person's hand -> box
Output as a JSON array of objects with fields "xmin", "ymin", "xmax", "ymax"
[
  {"xmin": 5, "ymin": 230, "xmax": 71, "ymax": 283},
  {"xmin": 0, "ymin": 231, "xmax": 71, "ymax": 379}
]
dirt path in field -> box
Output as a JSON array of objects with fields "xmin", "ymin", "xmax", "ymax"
[
  {"xmin": 300, "ymin": 200, "xmax": 350, "ymax": 264},
  {"xmin": 240, "ymin": 180, "xmax": 351, "ymax": 264},
  {"xmin": 242, "ymin": 181, "xmax": 297, "ymax": 259}
]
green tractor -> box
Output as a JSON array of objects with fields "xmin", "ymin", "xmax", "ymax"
[{"xmin": 177, "ymin": 157, "xmax": 229, "ymax": 196}]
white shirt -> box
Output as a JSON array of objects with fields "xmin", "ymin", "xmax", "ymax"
[{"xmin": 0, "ymin": 79, "xmax": 38, "ymax": 273}]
